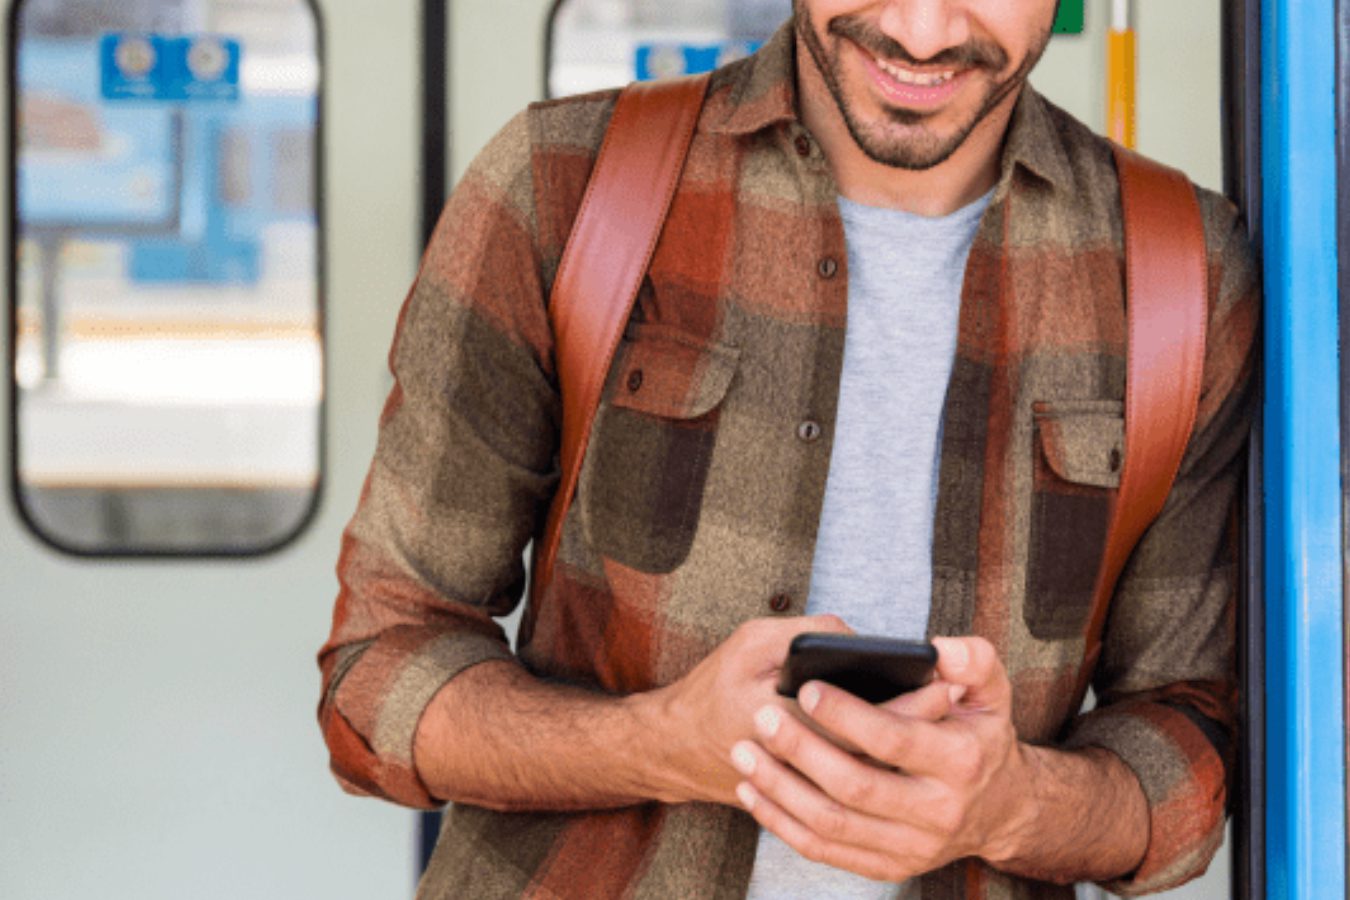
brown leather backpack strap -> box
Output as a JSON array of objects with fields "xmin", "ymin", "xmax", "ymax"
[
  {"xmin": 1070, "ymin": 146, "xmax": 1210, "ymax": 709},
  {"xmin": 530, "ymin": 74, "xmax": 711, "ymax": 605}
]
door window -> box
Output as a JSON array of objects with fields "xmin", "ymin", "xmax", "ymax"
[
  {"xmin": 11, "ymin": 0, "xmax": 323, "ymax": 555},
  {"xmin": 547, "ymin": 0, "xmax": 791, "ymax": 97}
]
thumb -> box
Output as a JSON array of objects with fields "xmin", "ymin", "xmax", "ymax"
[
  {"xmin": 795, "ymin": 614, "xmax": 854, "ymax": 636},
  {"xmin": 930, "ymin": 636, "xmax": 1010, "ymax": 714}
]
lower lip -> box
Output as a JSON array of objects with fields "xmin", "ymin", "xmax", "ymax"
[{"xmin": 857, "ymin": 46, "xmax": 967, "ymax": 111}]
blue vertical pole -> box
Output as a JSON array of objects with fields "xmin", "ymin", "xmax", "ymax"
[{"xmin": 1262, "ymin": 0, "xmax": 1347, "ymax": 897}]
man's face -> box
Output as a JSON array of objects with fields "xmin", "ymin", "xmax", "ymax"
[{"xmin": 794, "ymin": 0, "xmax": 1057, "ymax": 170}]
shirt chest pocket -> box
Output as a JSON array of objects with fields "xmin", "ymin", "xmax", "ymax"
[
  {"xmin": 580, "ymin": 322, "xmax": 740, "ymax": 575},
  {"xmin": 1025, "ymin": 400, "xmax": 1123, "ymax": 641}
]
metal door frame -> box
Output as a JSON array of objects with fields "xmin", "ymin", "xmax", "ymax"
[{"xmin": 1262, "ymin": 0, "xmax": 1348, "ymax": 897}]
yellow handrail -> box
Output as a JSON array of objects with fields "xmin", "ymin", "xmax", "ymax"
[{"xmin": 1106, "ymin": 0, "xmax": 1136, "ymax": 148}]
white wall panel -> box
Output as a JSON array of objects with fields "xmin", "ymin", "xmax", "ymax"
[
  {"xmin": 1035, "ymin": 0, "xmax": 1222, "ymax": 191},
  {"xmin": 0, "ymin": 1, "xmax": 423, "ymax": 897}
]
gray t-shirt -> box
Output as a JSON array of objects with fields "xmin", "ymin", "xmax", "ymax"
[{"xmin": 745, "ymin": 188, "xmax": 991, "ymax": 899}]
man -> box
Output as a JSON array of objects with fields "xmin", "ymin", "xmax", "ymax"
[{"xmin": 319, "ymin": 1, "xmax": 1256, "ymax": 897}]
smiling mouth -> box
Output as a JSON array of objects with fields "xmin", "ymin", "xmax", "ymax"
[
  {"xmin": 870, "ymin": 53, "xmax": 957, "ymax": 87},
  {"xmin": 853, "ymin": 40, "xmax": 968, "ymax": 110}
]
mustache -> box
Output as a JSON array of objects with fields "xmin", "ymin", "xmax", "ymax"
[{"xmin": 826, "ymin": 16, "xmax": 1008, "ymax": 71}]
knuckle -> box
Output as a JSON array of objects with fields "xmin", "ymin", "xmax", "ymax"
[
  {"xmin": 913, "ymin": 830, "xmax": 945, "ymax": 862},
  {"xmin": 810, "ymin": 800, "xmax": 849, "ymax": 838},
  {"xmin": 798, "ymin": 836, "xmax": 830, "ymax": 864},
  {"xmin": 875, "ymin": 863, "xmax": 909, "ymax": 883},
  {"xmin": 886, "ymin": 683, "xmax": 940, "ymax": 718},
  {"xmin": 932, "ymin": 796, "xmax": 965, "ymax": 835},
  {"xmin": 876, "ymin": 726, "xmax": 911, "ymax": 763},
  {"xmin": 837, "ymin": 774, "xmax": 876, "ymax": 809},
  {"xmin": 954, "ymin": 730, "xmax": 980, "ymax": 758},
  {"xmin": 951, "ymin": 741, "xmax": 982, "ymax": 783}
]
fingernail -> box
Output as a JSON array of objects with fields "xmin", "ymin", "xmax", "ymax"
[
  {"xmin": 736, "ymin": 782, "xmax": 758, "ymax": 811},
  {"xmin": 755, "ymin": 705, "xmax": 782, "ymax": 738},
  {"xmin": 799, "ymin": 683, "xmax": 821, "ymax": 714},
  {"xmin": 943, "ymin": 639, "xmax": 970, "ymax": 671},
  {"xmin": 731, "ymin": 742, "xmax": 757, "ymax": 775}
]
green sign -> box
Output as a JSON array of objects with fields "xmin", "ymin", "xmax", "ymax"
[{"xmin": 1053, "ymin": 0, "xmax": 1085, "ymax": 34}]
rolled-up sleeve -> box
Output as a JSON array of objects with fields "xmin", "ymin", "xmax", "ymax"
[
  {"xmin": 317, "ymin": 109, "xmax": 563, "ymax": 809},
  {"xmin": 1062, "ymin": 195, "xmax": 1258, "ymax": 895}
]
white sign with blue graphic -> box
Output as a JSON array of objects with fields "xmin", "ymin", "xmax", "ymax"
[
  {"xmin": 101, "ymin": 34, "xmax": 241, "ymax": 102},
  {"xmin": 635, "ymin": 41, "xmax": 762, "ymax": 81}
]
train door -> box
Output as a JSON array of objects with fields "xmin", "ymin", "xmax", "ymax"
[{"xmin": 2, "ymin": 0, "xmax": 427, "ymax": 896}]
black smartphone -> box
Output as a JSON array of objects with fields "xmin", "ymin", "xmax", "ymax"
[{"xmin": 777, "ymin": 633, "xmax": 938, "ymax": 704}]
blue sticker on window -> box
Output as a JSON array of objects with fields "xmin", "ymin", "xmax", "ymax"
[
  {"xmin": 635, "ymin": 41, "xmax": 761, "ymax": 81},
  {"xmin": 101, "ymin": 34, "xmax": 241, "ymax": 102}
]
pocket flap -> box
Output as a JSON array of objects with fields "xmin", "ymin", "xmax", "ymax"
[
  {"xmin": 1033, "ymin": 400, "xmax": 1124, "ymax": 489},
  {"xmin": 610, "ymin": 322, "xmax": 740, "ymax": 420}
]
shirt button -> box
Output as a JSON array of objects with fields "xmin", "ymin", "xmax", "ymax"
[
  {"xmin": 626, "ymin": 369, "xmax": 644, "ymax": 393},
  {"xmin": 794, "ymin": 135, "xmax": 812, "ymax": 157},
  {"xmin": 817, "ymin": 256, "xmax": 839, "ymax": 279},
  {"xmin": 797, "ymin": 420, "xmax": 823, "ymax": 443},
  {"xmin": 769, "ymin": 594, "xmax": 792, "ymax": 613}
]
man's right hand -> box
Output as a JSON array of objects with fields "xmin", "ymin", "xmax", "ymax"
[{"xmin": 636, "ymin": 615, "xmax": 854, "ymax": 806}]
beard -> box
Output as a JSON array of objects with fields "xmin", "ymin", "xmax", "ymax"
[{"xmin": 793, "ymin": 2, "xmax": 1050, "ymax": 170}]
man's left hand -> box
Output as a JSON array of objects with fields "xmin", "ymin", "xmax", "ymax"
[{"xmin": 730, "ymin": 636, "xmax": 1035, "ymax": 882}]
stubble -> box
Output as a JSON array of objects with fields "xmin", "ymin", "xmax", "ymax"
[{"xmin": 793, "ymin": 2, "xmax": 1051, "ymax": 170}]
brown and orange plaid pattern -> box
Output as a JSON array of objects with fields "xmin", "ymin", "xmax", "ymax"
[{"xmin": 319, "ymin": 22, "xmax": 1257, "ymax": 900}]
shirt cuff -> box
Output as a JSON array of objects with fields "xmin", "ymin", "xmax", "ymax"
[
  {"xmin": 1062, "ymin": 698, "xmax": 1230, "ymax": 896},
  {"xmin": 326, "ymin": 627, "xmax": 514, "ymax": 809}
]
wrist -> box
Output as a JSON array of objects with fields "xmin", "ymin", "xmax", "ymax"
[
  {"xmin": 978, "ymin": 743, "xmax": 1150, "ymax": 883},
  {"xmin": 620, "ymin": 687, "xmax": 690, "ymax": 804},
  {"xmin": 980, "ymin": 741, "xmax": 1045, "ymax": 867}
]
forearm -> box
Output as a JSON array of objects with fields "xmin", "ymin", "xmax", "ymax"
[
  {"xmin": 412, "ymin": 659, "xmax": 685, "ymax": 812},
  {"xmin": 986, "ymin": 743, "xmax": 1148, "ymax": 884}
]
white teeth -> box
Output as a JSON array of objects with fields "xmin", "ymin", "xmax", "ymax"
[{"xmin": 873, "ymin": 55, "xmax": 954, "ymax": 87}]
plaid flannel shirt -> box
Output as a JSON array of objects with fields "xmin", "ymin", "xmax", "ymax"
[{"xmin": 319, "ymin": 21, "xmax": 1258, "ymax": 900}]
